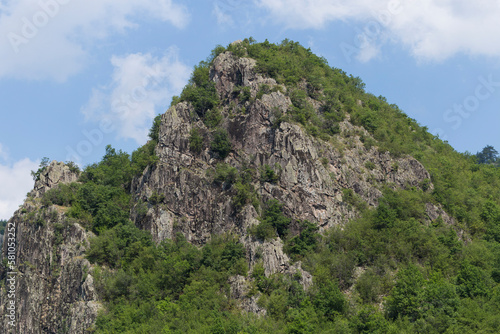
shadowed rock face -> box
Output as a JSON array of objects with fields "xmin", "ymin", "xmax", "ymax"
[
  {"xmin": 130, "ymin": 51, "xmax": 433, "ymax": 298},
  {"xmin": 1, "ymin": 162, "xmax": 100, "ymax": 333}
]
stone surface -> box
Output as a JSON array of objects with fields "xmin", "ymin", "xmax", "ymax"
[
  {"xmin": 228, "ymin": 275, "xmax": 266, "ymax": 316},
  {"xmin": 210, "ymin": 51, "xmax": 278, "ymax": 101},
  {"xmin": 0, "ymin": 163, "xmax": 99, "ymax": 333},
  {"xmin": 425, "ymin": 203, "xmax": 456, "ymax": 226},
  {"xmin": 32, "ymin": 161, "xmax": 80, "ymax": 198}
]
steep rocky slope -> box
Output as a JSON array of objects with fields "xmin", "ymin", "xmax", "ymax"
[
  {"xmin": 130, "ymin": 49, "xmax": 434, "ymax": 287},
  {"xmin": 0, "ymin": 162, "xmax": 100, "ymax": 333}
]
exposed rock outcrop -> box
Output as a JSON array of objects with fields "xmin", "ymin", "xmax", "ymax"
[
  {"xmin": 229, "ymin": 275, "xmax": 266, "ymax": 316},
  {"xmin": 130, "ymin": 51, "xmax": 433, "ymax": 283},
  {"xmin": 211, "ymin": 51, "xmax": 279, "ymax": 100},
  {"xmin": 31, "ymin": 161, "xmax": 80, "ymax": 198},
  {"xmin": 0, "ymin": 163, "xmax": 99, "ymax": 334}
]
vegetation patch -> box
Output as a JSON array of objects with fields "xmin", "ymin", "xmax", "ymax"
[{"xmin": 210, "ymin": 128, "xmax": 232, "ymax": 159}]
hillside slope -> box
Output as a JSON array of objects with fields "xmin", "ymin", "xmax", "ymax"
[{"xmin": 2, "ymin": 39, "xmax": 500, "ymax": 333}]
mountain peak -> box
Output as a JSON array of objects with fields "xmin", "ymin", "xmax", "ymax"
[{"xmin": 5, "ymin": 39, "xmax": 498, "ymax": 333}]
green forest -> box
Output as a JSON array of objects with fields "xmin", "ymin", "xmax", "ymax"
[{"xmin": 34, "ymin": 39, "xmax": 500, "ymax": 333}]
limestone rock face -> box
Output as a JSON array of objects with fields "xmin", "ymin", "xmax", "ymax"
[
  {"xmin": 131, "ymin": 51, "xmax": 433, "ymax": 282},
  {"xmin": 0, "ymin": 163, "xmax": 99, "ymax": 333}
]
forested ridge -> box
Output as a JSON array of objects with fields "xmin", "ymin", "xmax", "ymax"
[{"xmin": 31, "ymin": 39, "xmax": 500, "ymax": 333}]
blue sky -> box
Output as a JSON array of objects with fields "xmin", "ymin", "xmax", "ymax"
[{"xmin": 1, "ymin": 0, "xmax": 500, "ymax": 219}]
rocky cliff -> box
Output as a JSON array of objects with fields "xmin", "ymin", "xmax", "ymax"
[
  {"xmin": 0, "ymin": 162, "xmax": 100, "ymax": 334},
  {"xmin": 129, "ymin": 50, "xmax": 434, "ymax": 301},
  {"xmin": 1, "ymin": 48, "xmax": 449, "ymax": 332}
]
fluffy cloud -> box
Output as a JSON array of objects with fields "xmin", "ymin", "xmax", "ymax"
[
  {"xmin": 0, "ymin": 149, "xmax": 38, "ymax": 220},
  {"xmin": 0, "ymin": 144, "xmax": 9, "ymax": 161},
  {"xmin": 213, "ymin": 0, "xmax": 249, "ymax": 25},
  {"xmin": 82, "ymin": 48, "xmax": 191, "ymax": 144},
  {"xmin": 0, "ymin": 0, "xmax": 189, "ymax": 81},
  {"xmin": 257, "ymin": 0, "xmax": 500, "ymax": 61},
  {"xmin": 213, "ymin": 3, "xmax": 234, "ymax": 25}
]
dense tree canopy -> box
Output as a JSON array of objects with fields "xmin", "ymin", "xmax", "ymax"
[{"xmin": 476, "ymin": 145, "xmax": 499, "ymax": 165}]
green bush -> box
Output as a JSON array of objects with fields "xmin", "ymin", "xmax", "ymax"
[
  {"xmin": 352, "ymin": 305, "xmax": 390, "ymax": 334},
  {"xmin": 200, "ymin": 234, "xmax": 247, "ymax": 275},
  {"xmin": 250, "ymin": 200, "xmax": 291, "ymax": 240},
  {"xmin": 250, "ymin": 222, "xmax": 276, "ymax": 240},
  {"xmin": 189, "ymin": 128, "xmax": 204, "ymax": 153},
  {"xmin": 213, "ymin": 163, "xmax": 238, "ymax": 185},
  {"xmin": 386, "ymin": 264, "xmax": 425, "ymax": 321},
  {"xmin": 203, "ymin": 108, "xmax": 222, "ymax": 128},
  {"xmin": 284, "ymin": 220, "xmax": 319, "ymax": 258},
  {"xmin": 210, "ymin": 129, "xmax": 232, "ymax": 159},
  {"xmin": 0, "ymin": 220, "xmax": 7, "ymax": 235},
  {"xmin": 86, "ymin": 222, "xmax": 154, "ymax": 269},
  {"xmin": 149, "ymin": 191, "xmax": 165, "ymax": 205},
  {"xmin": 72, "ymin": 183, "xmax": 131, "ymax": 233},
  {"xmin": 208, "ymin": 44, "xmax": 226, "ymax": 62},
  {"xmin": 180, "ymin": 62, "xmax": 219, "ymax": 115},
  {"xmin": 41, "ymin": 183, "xmax": 79, "ymax": 207},
  {"xmin": 456, "ymin": 261, "xmax": 492, "ymax": 298},
  {"xmin": 260, "ymin": 164, "xmax": 280, "ymax": 183},
  {"xmin": 355, "ymin": 269, "xmax": 383, "ymax": 303},
  {"xmin": 256, "ymin": 84, "xmax": 271, "ymax": 99},
  {"xmin": 310, "ymin": 273, "xmax": 347, "ymax": 321},
  {"xmin": 232, "ymin": 182, "xmax": 259, "ymax": 210},
  {"xmin": 65, "ymin": 161, "xmax": 80, "ymax": 174},
  {"xmin": 30, "ymin": 157, "xmax": 50, "ymax": 181},
  {"xmin": 80, "ymin": 145, "xmax": 134, "ymax": 188},
  {"xmin": 131, "ymin": 116, "xmax": 160, "ymax": 175},
  {"xmin": 342, "ymin": 188, "xmax": 368, "ymax": 212},
  {"xmin": 419, "ymin": 273, "xmax": 459, "ymax": 332},
  {"xmin": 233, "ymin": 85, "xmax": 252, "ymax": 103},
  {"xmin": 365, "ymin": 161, "xmax": 376, "ymax": 170},
  {"xmin": 131, "ymin": 140, "xmax": 158, "ymax": 175},
  {"xmin": 148, "ymin": 114, "xmax": 162, "ymax": 142}
]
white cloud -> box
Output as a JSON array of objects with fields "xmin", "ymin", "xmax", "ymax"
[
  {"xmin": 213, "ymin": 0, "xmax": 249, "ymax": 26},
  {"xmin": 0, "ymin": 152, "xmax": 38, "ymax": 220},
  {"xmin": 0, "ymin": 143, "xmax": 9, "ymax": 162},
  {"xmin": 82, "ymin": 48, "xmax": 191, "ymax": 144},
  {"xmin": 356, "ymin": 41, "xmax": 382, "ymax": 63},
  {"xmin": 213, "ymin": 4, "xmax": 234, "ymax": 25},
  {"xmin": 257, "ymin": 0, "xmax": 500, "ymax": 61},
  {"xmin": 0, "ymin": 0, "xmax": 189, "ymax": 81}
]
